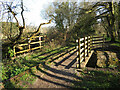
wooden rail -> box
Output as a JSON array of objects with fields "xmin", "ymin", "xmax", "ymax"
[
  {"xmin": 76, "ymin": 34, "xmax": 105, "ymax": 69},
  {"xmin": 13, "ymin": 35, "xmax": 45, "ymax": 57}
]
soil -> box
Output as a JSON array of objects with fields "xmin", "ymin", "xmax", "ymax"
[{"xmin": 29, "ymin": 49, "xmax": 78, "ymax": 88}]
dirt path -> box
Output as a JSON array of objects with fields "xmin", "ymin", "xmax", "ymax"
[
  {"xmin": 28, "ymin": 45, "xmax": 120, "ymax": 88},
  {"xmin": 2, "ymin": 44, "xmax": 120, "ymax": 89},
  {"xmin": 29, "ymin": 49, "xmax": 80, "ymax": 88}
]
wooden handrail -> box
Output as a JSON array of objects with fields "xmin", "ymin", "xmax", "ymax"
[
  {"xmin": 76, "ymin": 34, "xmax": 105, "ymax": 69},
  {"xmin": 14, "ymin": 35, "xmax": 44, "ymax": 56}
]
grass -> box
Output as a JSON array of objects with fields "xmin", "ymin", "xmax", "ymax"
[
  {"xmin": 2, "ymin": 45, "xmax": 74, "ymax": 88},
  {"xmin": 4, "ymin": 71, "xmax": 36, "ymax": 88},
  {"xmin": 74, "ymin": 70, "xmax": 120, "ymax": 88},
  {"xmin": 111, "ymin": 43, "xmax": 120, "ymax": 47},
  {"xmin": 105, "ymin": 37, "xmax": 120, "ymax": 47}
]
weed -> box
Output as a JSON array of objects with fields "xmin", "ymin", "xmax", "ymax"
[{"xmin": 8, "ymin": 47, "xmax": 14, "ymax": 58}]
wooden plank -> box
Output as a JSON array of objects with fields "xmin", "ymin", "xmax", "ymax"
[
  {"xmin": 84, "ymin": 37, "xmax": 86, "ymax": 61},
  {"xmin": 92, "ymin": 44, "xmax": 102, "ymax": 47},
  {"xmin": 18, "ymin": 43, "xmax": 28, "ymax": 46},
  {"xmin": 88, "ymin": 43, "xmax": 90, "ymax": 46},
  {"xmin": 92, "ymin": 38, "xmax": 103, "ymax": 41},
  {"xmin": 16, "ymin": 49, "xmax": 29, "ymax": 54},
  {"xmin": 31, "ymin": 46, "xmax": 43, "ymax": 50},
  {"xmin": 34, "ymin": 36, "xmax": 43, "ymax": 38},
  {"xmin": 88, "ymin": 50, "xmax": 90, "ymax": 53},
  {"xmin": 88, "ymin": 40, "xmax": 91, "ymax": 42},
  {"xmin": 30, "ymin": 41, "xmax": 43, "ymax": 44},
  {"xmin": 85, "ymin": 41, "xmax": 88, "ymax": 44},
  {"xmin": 80, "ymin": 57, "xmax": 84, "ymax": 63},
  {"xmin": 80, "ymin": 43, "xmax": 84, "ymax": 47},
  {"xmin": 88, "ymin": 46, "xmax": 90, "ymax": 50},
  {"xmin": 85, "ymin": 45, "xmax": 87, "ymax": 49},
  {"xmin": 80, "ymin": 50, "xmax": 94, "ymax": 68},
  {"xmin": 80, "ymin": 52, "xmax": 84, "ymax": 59},
  {"xmin": 85, "ymin": 37, "xmax": 87, "ymax": 40},
  {"xmin": 28, "ymin": 41, "xmax": 30, "ymax": 50},
  {"xmin": 80, "ymin": 38, "xmax": 84, "ymax": 41},
  {"xmin": 93, "ymin": 36, "xmax": 102, "ymax": 38},
  {"xmin": 93, "ymin": 42, "xmax": 103, "ymax": 45},
  {"xmin": 13, "ymin": 46, "xmax": 16, "ymax": 57},
  {"xmin": 102, "ymin": 34, "xmax": 105, "ymax": 48},
  {"xmin": 76, "ymin": 46, "xmax": 78, "ymax": 49},
  {"xmin": 87, "ymin": 36, "xmax": 89, "ymax": 57},
  {"xmin": 93, "ymin": 40, "xmax": 103, "ymax": 43},
  {"xmin": 85, "ymin": 49, "xmax": 87, "ymax": 54},
  {"xmin": 88, "ymin": 36, "xmax": 90, "ymax": 39},
  {"xmin": 76, "ymin": 39, "xmax": 78, "ymax": 42},
  {"xmin": 78, "ymin": 38, "xmax": 81, "ymax": 69},
  {"xmin": 80, "ymin": 48, "xmax": 84, "ymax": 53}
]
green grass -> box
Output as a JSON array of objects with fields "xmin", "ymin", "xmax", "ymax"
[
  {"xmin": 111, "ymin": 43, "xmax": 120, "ymax": 47},
  {"xmin": 2, "ymin": 45, "xmax": 74, "ymax": 88},
  {"xmin": 3, "ymin": 71, "xmax": 36, "ymax": 88},
  {"xmin": 74, "ymin": 70, "xmax": 120, "ymax": 88},
  {"xmin": 105, "ymin": 36, "xmax": 120, "ymax": 47},
  {"xmin": 105, "ymin": 36, "xmax": 111, "ymax": 41}
]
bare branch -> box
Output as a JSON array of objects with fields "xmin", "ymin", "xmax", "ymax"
[
  {"xmin": 30, "ymin": 18, "xmax": 53, "ymax": 40},
  {"xmin": 6, "ymin": 3, "xmax": 20, "ymax": 27},
  {"xmin": 21, "ymin": 0, "xmax": 25, "ymax": 28}
]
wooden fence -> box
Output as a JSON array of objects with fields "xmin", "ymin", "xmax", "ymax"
[
  {"xmin": 76, "ymin": 34, "xmax": 105, "ymax": 69},
  {"xmin": 13, "ymin": 35, "xmax": 45, "ymax": 57}
]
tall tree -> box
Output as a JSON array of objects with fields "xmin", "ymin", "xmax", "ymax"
[
  {"xmin": 1, "ymin": 0, "xmax": 52, "ymax": 44},
  {"xmin": 86, "ymin": 1, "xmax": 117, "ymax": 42},
  {"xmin": 43, "ymin": 2, "xmax": 78, "ymax": 41}
]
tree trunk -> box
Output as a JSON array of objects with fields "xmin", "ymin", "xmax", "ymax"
[
  {"xmin": 106, "ymin": 2, "xmax": 116, "ymax": 42},
  {"xmin": 109, "ymin": 24, "xmax": 115, "ymax": 42},
  {"xmin": 118, "ymin": 31, "xmax": 120, "ymax": 40},
  {"xmin": 106, "ymin": 16, "xmax": 115, "ymax": 42}
]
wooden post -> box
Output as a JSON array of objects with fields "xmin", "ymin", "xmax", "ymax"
[
  {"xmin": 13, "ymin": 46, "xmax": 16, "ymax": 57},
  {"xmin": 76, "ymin": 38, "xmax": 81, "ymax": 69},
  {"xmin": 39, "ymin": 36, "xmax": 41, "ymax": 48},
  {"xmin": 28, "ymin": 38, "xmax": 31, "ymax": 51},
  {"xmin": 87, "ymin": 36, "xmax": 89, "ymax": 57},
  {"xmin": 92, "ymin": 36, "xmax": 94, "ymax": 49},
  {"xmin": 102, "ymin": 34, "xmax": 105, "ymax": 48},
  {"xmin": 84, "ymin": 37, "xmax": 86, "ymax": 61},
  {"xmin": 90, "ymin": 36, "xmax": 92, "ymax": 53}
]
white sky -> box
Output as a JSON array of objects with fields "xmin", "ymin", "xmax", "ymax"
[
  {"xmin": 23, "ymin": 0, "xmax": 54, "ymax": 27},
  {"xmin": 0, "ymin": 0, "xmax": 82, "ymax": 27},
  {"xmin": 1, "ymin": 0, "xmax": 118, "ymax": 27},
  {"xmin": 0, "ymin": 0, "xmax": 55, "ymax": 27}
]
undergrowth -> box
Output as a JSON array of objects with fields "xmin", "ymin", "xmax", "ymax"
[{"xmin": 2, "ymin": 45, "xmax": 73, "ymax": 88}]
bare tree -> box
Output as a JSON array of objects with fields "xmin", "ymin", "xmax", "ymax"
[
  {"xmin": 1, "ymin": 0, "xmax": 53, "ymax": 44},
  {"xmin": 1, "ymin": 0, "xmax": 25, "ymax": 44}
]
